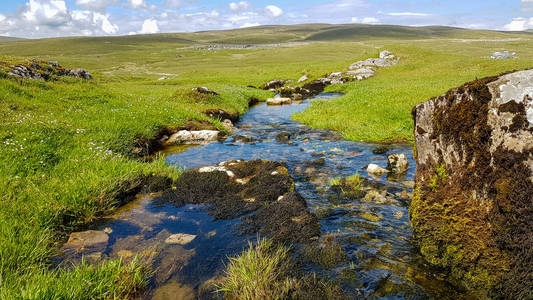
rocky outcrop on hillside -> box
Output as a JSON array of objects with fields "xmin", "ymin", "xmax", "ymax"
[
  {"xmin": 411, "ymin": 70, "xmax": 533, "ymax": 298},
  {"xmin": 5, "ymin": 60, "xmax": 92, "ymax": 80},
  {"xmin": 262, "ymin": 50, "xmax": 399, "ymax": 100}
]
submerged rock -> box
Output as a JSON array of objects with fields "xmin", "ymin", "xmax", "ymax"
[
  {"xmin": 64, "ymin": 230, "xmax": 109, "ymax": 254},
  {"xmin": 411, "ymin": 70, "xmax": 533, "ymax": 298},
  {"xmin": 165, "ymin": 233, "xmax": 197, "ymax": 245}
]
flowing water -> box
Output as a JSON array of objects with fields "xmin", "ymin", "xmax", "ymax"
[{"xmin": 62, "ymin": 93, "xmax": 459, "ymax": 299}]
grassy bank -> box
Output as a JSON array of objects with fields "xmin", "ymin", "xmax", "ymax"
[{"xmin": 1, "ymin": 24, "xmax": 533, "ymax": 297}]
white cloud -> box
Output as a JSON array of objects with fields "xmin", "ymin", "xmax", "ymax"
[
  {"xmin": 94, "ymin": 12, "xmax": 118, "ymax": 33},
  {"xmin": 125, "ymin": 0, "xmax": 155, "ymax": 10},
  {"xmin": 387, "ymin": 12, "xmax": 432, "ymax": 17},
  {"xmin": 230, "ymin": 1, "xmax": 252, "ymax": 12},
  {"xmin": 240, "ymin": 22, "xmax": 260, "ymax": 28},
  {"xmin": 140, "ymin": 19, "xmax": 159, "ymax": 34},
  {"xmin": 75, "ymin": 0, "xmax": 117, "ymax": 12},
  {"xmin": 23, "ymin": 0, "xmax": 69, "ymax": 25},
  {"xmin": 265, "ymin": 5, "xmax": 283, "ymax": 17},
  {"xmin": 352, "ymin": 17, "xmax": 380, "ymax": 24},
  {"xmin": 504, "ymin": 17, "xmax": 533, "ymax": 31},
  {"xmin": 0, "ymin": 14, "xmax": 5, "ymax": 22}
]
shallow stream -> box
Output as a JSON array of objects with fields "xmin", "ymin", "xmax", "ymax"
[{"xmin": 65, "ymin": 93, "xmax": 460, "ymax": 299}]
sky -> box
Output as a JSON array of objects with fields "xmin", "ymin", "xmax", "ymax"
[{"xmin": 0, "ymin": 0, "xmax": 531, "ymax": 38}]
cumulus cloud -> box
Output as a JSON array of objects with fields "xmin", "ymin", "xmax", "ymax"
[
  {"xmin": 351, "ymin": 17, "xmax": 380, "ymax": 24},
  {"xmin": 125, "ymin": 0, "xmax": 155, "ymax": 10},
  {"xmin": 75, "ymin": 0, "xmax": 117, "ymax": 12},
  {"xmin": 240, "ymin": 22, "xmax": 260, "ymax": 28},
  {"xmin": 229, "ymin": 1, "xmax": 252, "ymax": 12},
  {"xmin": 265, "ymin": 5, "xmax": 283, "ymax": 17},
  {"xmin": 504, "ymin": 17, "xmax": 533, "ymax": 31},
  {"xmin": 140, "ymin": 18, "xmax": 159, "ymax": 33}
]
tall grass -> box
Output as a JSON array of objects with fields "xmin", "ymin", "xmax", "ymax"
[{"xmin": 217, "ymin": 238, "xmax": 296, "ymax": 300}]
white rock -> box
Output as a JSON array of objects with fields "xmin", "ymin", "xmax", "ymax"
[
  {"xmin": 221, "ymin": 119, "xmax": 234, "ymax": 132},
  {"xmin": 328, "ymin": 72, "xmax": 342, "ymax": 78},
  {"xmin": 367, "ymin": 163, "xmax": 389, "ymax": 175},
  {"xmin": 266, "ymin": 97, "xmax": 292, "ymax": 105},
  {"xmin": 165, "ymin": 130, "xmax": 219, "ymax": 145},
  {"xmin": 379, "ymin": 50, "xmax": 395, "ymax": 60},
  {"xmin": 165, "ymin": 233, "xmax": 197, "ymax": 245},
  {"xmin": 298, "ymin": 75, "xmax": 308, "ymax": 83}
]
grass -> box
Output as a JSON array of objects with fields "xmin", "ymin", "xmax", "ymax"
[
  {"xmin": 217, "ymin": 238, "xmax": 296, "ymax": 300},
  {"xmin": 0, "ymin": 23, "xmax": 532, "ymax": 297}
]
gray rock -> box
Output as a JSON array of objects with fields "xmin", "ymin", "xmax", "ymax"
[
  {"xmin": 69, "ymin": 68, "xmax": 92, "ymax": 79},
  {"xmin": 379, "ymin": 50, "xmax": 395, "ymax": 60},
  {"xmin": 192, "ymin": 86, "xmax": 219, "ymax": 96},
  {"xmin": 297, "ymin": 75, "xmax": 308, "ymax": 83},
  {"xmin": 490, "ymin": 51, "xmax": 516, "ymax": 59},
  {"xmin": 47, "ymin": 61, "xmax": 60, "ymax": 67},
  {"xmin": 328, "ymin": 72, "xmax": 342, "ymax": 79},
  {"xmin": 349, "ymin": 58, "xmax": 392, "ymax": 70},
  {"xmin": 411, "ymin": 69, "xmax": 533, "ymax": 296},
  {"xmin": 387, "ymin": 153, "xmax": 409, "ymax": 174},
  {"xmin": 262, "ymin": 79, "xmax": 286, "ymax": 90},
  {"xmin": 165, "ymin": 130, "xmax": 220, "ymax": 145}
]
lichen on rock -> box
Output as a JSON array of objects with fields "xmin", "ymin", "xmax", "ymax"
[{"xmin": 411, "ymin": 69, "xmax": 533, "ymax": 299}]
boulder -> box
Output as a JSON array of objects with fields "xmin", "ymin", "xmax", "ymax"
[
  {"xmin": 411, "ymin": 70, "xmax": 533, "ymax": 298},
  {"xmin": 366, "ymin": 163, "xmax": 389, "ymax": 175},
  {"xmin": 266, "ymin": 97, "xmax": 292, "ymax": 105},
  {"xmin": 387, "ymin": 153, "xmax": 409, "ymax": 174},
  {"xmin": 349, "ymin": 58, "xmax": 391, "ymax": 70},
  {"xmin": 165, "ymin": 130, "xmax": 220, "ymax": 145}
]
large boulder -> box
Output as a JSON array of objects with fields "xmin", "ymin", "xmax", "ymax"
[{"xmin": 411, "ymin": 70, "xmax": 533, "ymax": 298}]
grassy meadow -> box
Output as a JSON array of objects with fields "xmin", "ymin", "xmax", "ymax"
[{"xmin": 1, "ymin": 24, "xmax": 533, "ymax": 298}]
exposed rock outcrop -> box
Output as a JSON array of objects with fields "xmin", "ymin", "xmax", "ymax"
[
  {"xmin": 6, "ymin": 60, "xmax": 92, "ymax": 80},
  {"xmin": 411, "ymin": 70, "xmax": 533, "ymax": 298}
]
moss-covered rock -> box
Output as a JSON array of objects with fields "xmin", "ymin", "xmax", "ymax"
[{"xmin": 411, "ymin": 70, "xmax": 533, "ymax": 298}]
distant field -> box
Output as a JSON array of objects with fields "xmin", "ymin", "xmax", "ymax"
[{"xmin": 1, "ymin": 24, "xmax": 533, "ymax": 298}]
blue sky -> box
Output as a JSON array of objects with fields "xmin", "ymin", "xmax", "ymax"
[{"xmin": 0, "ymin": 0, "xmax": 531, "ymax": 38}]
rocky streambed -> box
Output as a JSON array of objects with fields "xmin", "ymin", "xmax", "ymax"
[{"xmin": 59, "ymin": 92, "xmax": 465, "ymax": 299}]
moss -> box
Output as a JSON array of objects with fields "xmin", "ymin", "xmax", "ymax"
[
  {"xmin": 302, "ymin": 237, "xmax": 347, "ymax": 268},
  {"xmin": 412, "ymin": 73, "xmax": 533, "ymax": 297}
]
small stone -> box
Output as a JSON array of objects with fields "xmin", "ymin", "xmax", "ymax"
[
  {"xmin": 393, "ymin": 210, "xmax": 404, "ymax": 219},
  {"xmin": 367, "ymin": 163, "xmax": 389, "ymax": 175},
  {"xmin": 192, "ymin": 86, "xmax": 219, "ymax": 96},
  {"xmin": 103, "ymin": 227, "xmax": 113, "ymax": 234},
  {"xmin": 165, "ymin": 233, "xmax": 197, "ymax": 245},
  {"xmin": 364, "ymin": 190, "xmax": 388, "ymax": 204},
  {"xmin": 298, "ymin": 75, "xmax": 308, "ymax": 83}
]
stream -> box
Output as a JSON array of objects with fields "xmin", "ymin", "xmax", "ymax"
[{"xmin": 63, "ymin": 93, "xmax": 460, "ymax": 299}]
